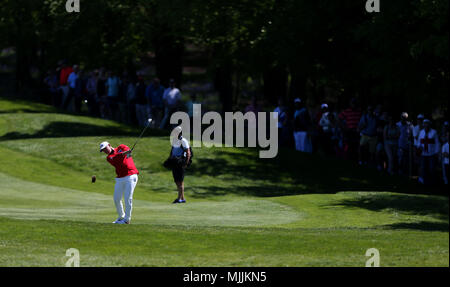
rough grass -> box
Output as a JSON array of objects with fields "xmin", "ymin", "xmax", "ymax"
[{"xmin": 0, "ymin": 97, "xmax": 448, "ymax": 266}]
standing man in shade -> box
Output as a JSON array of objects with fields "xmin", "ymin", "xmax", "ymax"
[
  {"xmin": 168, "ymin": 126, "xmax": 191, "ymax": 204},
  {"xmin": 338, "ymin": 98, "xmax": 362, "ymax": 160},
  {"xmin": 396, "ymin": 112, "xmax": 414, "ymax": 176},
  {"xmin": 274, "ymin": 98, "xmax": 289, "ymax": 148},
  {"xmin": 146, "ymin": 77, "xmax": 165, "ymax": 128},
  {"xmin": 135, "ymin": 75, "xmax": 149, "ymax": 127},
  {"xmin": 58, "ymin": 60, "xmax": 73, "ymax": 109},
  {"xmin": 105, "ymin": 71, "xmax": 121, "ymax": 120},
  {"xmin": 64, "ymin": 65, "xmax": 79, "ymax": 111},
  {"xmin": 160, "ymin": 79, "xmax": 182, "ymax": 129},
  {"xmin": 358, "ymin": 106, "xmax": 378, "ymax": 166},
  {"xmin": 293, "ymin": 98, "xmax": 312, "ymax": 153},
  {"xmin": 100, "ymin": 141, "xmax": 139, "ymax": 224},
  {"xmin": 417, "ymin": 119, "xmax": 440, "ymax": 185}
]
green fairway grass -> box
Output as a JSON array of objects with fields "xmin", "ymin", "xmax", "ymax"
[{"xmin": 0, "ymin": 97, "xmax": 448, "ymax": 266}]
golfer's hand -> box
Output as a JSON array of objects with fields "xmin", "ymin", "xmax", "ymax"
[{"xmin": 123, "ymin": 150, "xmax": 132, "ymax": 157}]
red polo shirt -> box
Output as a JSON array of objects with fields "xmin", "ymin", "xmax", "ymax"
[
  {"xmin": 59, "ymin": 66, "xmax": 73, "ymax": 86},
  {"xmin": 106, "ymin": 144, "xmax": 139, "ymax": 178},
  {"xmin": 339, "ymin": 108, "xmax": 362, "ymax": 131}
]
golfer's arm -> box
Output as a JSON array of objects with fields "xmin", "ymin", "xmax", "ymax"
[
  {"xmin": 186, "ymin": 149, "xmax": 191, "ymax": 162},
  {"xmin": 118, "ymin": 145, "xmax": 131, "ymax": 155}
]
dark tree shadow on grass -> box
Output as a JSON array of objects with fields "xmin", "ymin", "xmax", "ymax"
[
  {"xmin": 186, "ymin": 147, "xmax": 448, "ymax": 198},
  {"xmin": 329, "ymin": 193, "xmax": 449, "ymax": 221},
  {"xmin": 0, "ymin": 109, "xmax": 54, "ymax": 114},
  {"xmin": 0, "ymin": 121, "xmax": 168, "ymax": 140},
  {"xmin": 380, "ymin": 221, "xmax": 449, "ymax": 232},
  {"xmin": 187, "ymin": 185, "xmax": 308, "ymax": 198}
]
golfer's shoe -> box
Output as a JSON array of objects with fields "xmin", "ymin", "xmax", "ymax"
[
  {"xmin": 117, "ymin": 218, "xmax": 131, "ymax": 224},
  {"xmin": 172, "ymin": 199, "xmax": 186, "ymax": 204},
  {"xmin": 112, "ymin": 217, "xmax": 124, "ymax": 224}
]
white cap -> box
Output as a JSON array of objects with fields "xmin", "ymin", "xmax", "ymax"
[
  {"xmin": 99, "ymin": 141, "xmax": 109, "ymax": 152},
  {"xmin": 294, "ymin": 98, "xmax": 301, "ymax": 103},
  {"xmin": 321, "ymin": 103, "xmax": 328, "ymax": 109},
  {"xmin": 401, "ymin": 112, "xmax": 408, "ymax": 119}
]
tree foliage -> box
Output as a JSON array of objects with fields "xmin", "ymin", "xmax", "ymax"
[{"xmin": 0, "ymin": 0, "xmax": 447, "ymax": 114}]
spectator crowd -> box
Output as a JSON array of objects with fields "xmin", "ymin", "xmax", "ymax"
[
  {"xmin": 274, "ymin": 97, "xmax": 449, "ymax": 187},
  {"xmin": 43, "ymin": 60, "xmax": 188, "ymax": 130},
  {"xmin": 43, "ymin": 61, "xmax": 448, "ymax": 187}
]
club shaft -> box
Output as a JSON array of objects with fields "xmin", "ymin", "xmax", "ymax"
[{"xmin": 131, "ymin": 120, "xmax": 151, "ymax": 151}]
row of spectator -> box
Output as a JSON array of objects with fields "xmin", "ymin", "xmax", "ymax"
[
  {"xmin": 273, "ymin": 98, "xmax": 449, "ymax": 186},
  {"xmin": 43, "ymin": 62, "xmax": 449, "ymax": 186},
  {"xmin": 44, "ymin": 62, "xmax": 197, "ymax": 129}
]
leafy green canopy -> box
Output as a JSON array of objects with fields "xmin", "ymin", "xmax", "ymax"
[{"xmin": 0, "ymin": 0, "xmax": 447, "ymax": 112}]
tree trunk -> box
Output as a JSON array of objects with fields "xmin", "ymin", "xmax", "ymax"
[
  {"xmin": 153, "ymin": 30, "xmax": 184, "ymax": 87},
  {"xmin": 14, "ymin": 38, "xmax": 32, "ymax": 97},
  {"xmin": 263, "ymin": 64, "xmax": 288, "ymax": 106},
  {"xmin": 214, "ymin": 63, "xmax": 233, "ymax": 113},
  {"xmin": 288, "ymin": 67, "xmax": 307, "ymax": 104}
]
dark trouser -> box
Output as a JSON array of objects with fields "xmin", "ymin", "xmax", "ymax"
[
  {"xmin": 317, "ymin": 132, "xmax": 334, "ymax": 155},
  {"xmin": 398, "ymin": 147, "xmax": 410, "ymax": 176},
  {"xmin": 344, "ymin": 130, "xmax": 359, "ymax": 161},
  {"xmin": 412, "ymin": 147, "xmax": 421, "ymax": 177},
  {"xmin": 384, "ymin": 143, "xmax": 398, "ymax": 175},
  {"xmin": 420, "ymin": 155, "xmax": 437, "ymax": 185},
  {"xmin": 87, "ymin": 93, "xmax": 99, "ymax": 116},
  {"xmin": 63, "ymin": 88, "xmax": 75, "ymax": 111},
  {"xmin": 127, "ymin": 102, "xmax": 137, "ymax": 125},
  {"xmin": 444, "ymin": 164, "xmax": 449, "ymax": 185},
  {"xmin": 278, "ymin": 127, "xmax": 290, "ymax": 148},
  {"xmin": 74, "ymin": 93, "xmax": 82, "ymax": 113},
  {"xmin": 172, "ymin": 166, "xmax": 185, "ymax": 183},
  {"xmin": 160, "ymin": 106, "xmax": 178, "ymax": 129},
  {"xmin": 150, "ymin": 105, "xmax": 163, "ymax": 128},
  {"xmin": 106, "ymin": 96, "xmax": 119, "ymax": 120},
  {"xmin": 51, "ymin": 90, "xmax": 61, "ymax": 107}
]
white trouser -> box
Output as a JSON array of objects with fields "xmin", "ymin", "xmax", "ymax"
[
  {"xmin": 294, "ymin": 131, "xmax": 312, "ymax": 153},
  {"xmin": 114, "ymin": 174, "xmax": 138, "ymax": 222}
]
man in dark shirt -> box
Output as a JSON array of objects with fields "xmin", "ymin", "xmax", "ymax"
[{"xmin": 135, "ymin": 76, "xmax": 149, "ymax": 127}]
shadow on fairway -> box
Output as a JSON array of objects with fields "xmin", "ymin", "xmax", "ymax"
[
  {"xmin": 187, "ymin": 147, "xmax": 446, "ymax": 198},
  {"xmin": 381, "ymin": 221, "xmax": 449, "ymax": 232},
  {"xmin": 0, "ymin": 96, "xmax": 58, "ymax": 114},
  {"xmin": 0, "ymin": 121, "xmax": 168, "ymax": 140},
  {"xmin": 0, "ymin": 109, "xmax": 55, "ymax": 114},
  {"xmin": 188, "ymin": 184, "xmax": 308, "ymax": 198},
  {"xmin": 330, "ymin": 193, "xmax": 449, "ymax": 222}
]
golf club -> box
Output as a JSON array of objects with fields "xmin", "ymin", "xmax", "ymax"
[{"xmin": 130, "ymin": 118, "xmax": 152, "ymax": 152}]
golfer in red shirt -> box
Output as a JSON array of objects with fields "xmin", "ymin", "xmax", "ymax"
[{"xmin": 100, "ymin": 141, "xmax": 139, "ymax": 224}]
